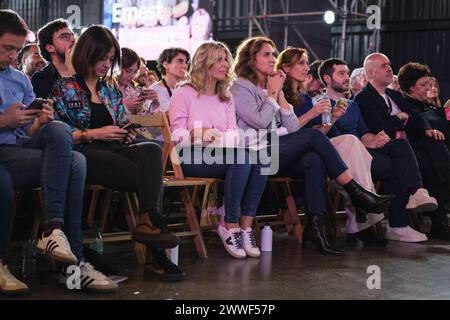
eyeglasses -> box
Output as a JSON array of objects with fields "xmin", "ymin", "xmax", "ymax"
[{"xmin": 55, "ymin": 32, "xmax": 76, "ymax": 42}]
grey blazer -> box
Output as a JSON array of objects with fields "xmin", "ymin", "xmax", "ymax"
[{"xmin": 230, "ymin": 77, "xmax": 300, "ymax": 134}]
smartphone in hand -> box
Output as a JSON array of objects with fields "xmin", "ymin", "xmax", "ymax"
[
  {"xmin": 26, "ymin": 98, "xmax": 47, "ymax": 110},
  {"xmin": 122, "ymin": 123, "xmax": 142, "ymax": 132}
]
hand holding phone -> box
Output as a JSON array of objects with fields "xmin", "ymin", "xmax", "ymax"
[
  {"xmin": 26, "ymin": 98, "xmax": 47, "ymax": 110},
  {"xmin": 122, "ymin": 123, "xmax": 142, "ymax": 132}
]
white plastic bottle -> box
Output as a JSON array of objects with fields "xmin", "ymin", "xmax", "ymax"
[{"xmin": 261, "ymin": 224, "xmax": 273, "ymax": 252}]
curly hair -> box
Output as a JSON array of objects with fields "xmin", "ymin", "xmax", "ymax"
[
  {"xmin": 234, "ymin": 36, "xmax": 276, "ymax": 85},
  {"xmin": 37, "ymin": 19, "xmax": 70, "ymax": 61},
  {"xmin": 275, "ymin": 47, "xmax": 307, "ymax": 106},
  {"xmin": 398, "ymin": 62, "xmax": 432, "ymax": 94},
  {"xmin": 180, "ymin": 41, "xmax": 234, "ymax": 102}
]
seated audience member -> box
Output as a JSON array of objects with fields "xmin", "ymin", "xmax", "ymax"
[
  {"xmin": 135, "ymin": 58, "xmax": 151, "ymax": 88},
  {"xmin": 387, "ymin": 75, "xmax": 400, "ymax": 91},
  {"xmin": 116, "ymin": 48, "xmax": 148, "ymax": 114},
  {"xmin": 51, "ymin": 25, "xmax": 184, "ymax": 280},
  {"xmin": 355, "ymin": 53, "xmax": 450, "ymax": 240},
  {"xmin": 31, "ymin": 19, "xmax": 76, "ymax": 98},
  {"xmin": 150, "ymin": 47, "xmax": 190, "ymax": 114},
  {"xmin": 231, "ymin": 37, "xmax": 392, "ymax": 255},
  {"xmin": 349, "ymin": 67, "xmax": 367, "ymax": 97},
  {"xmin": 282, "ymin": 51, "xmax": 436, "ymax": 243},
  {"xmin": 426, "ymin": 77, "xmax": 441, "ymax": 107},
  {"xmin": 147, "ymin": 70, "xmax": 159, "ymax": 86},
  {"xmin": 169, "ymin": 41, "xmax": 268, "ymax": 259},
  {"xmin": 397, "ymin": 64, "xmax": 447, "ymax": 133},
  {"xmin": 0, "ymin": 9, "xmax": 117, "ymax": 293},
  {"xmin": 18, "ymin": 43, "xmax": 47, "ymax": 78}
]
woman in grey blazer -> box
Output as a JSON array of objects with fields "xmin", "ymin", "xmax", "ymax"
[{"xmin": 231, "ymin": 37, "xmax": 392, "ymax": 255}]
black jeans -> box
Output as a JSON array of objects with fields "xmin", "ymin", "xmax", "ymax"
[
  {"xmin": 368, "ymin": 139, "xmax": 423, "ymax": 227},
  {"xmin": 277, "ymin": 129, "xmax": 348, "ymax": 215},
  {"xmin": 412, "ymin": 137, "xmax": 450, "ymax": 226},
  {"xmin": 81, "ymin": 140, "xmax": 164, "ymax": 214}
]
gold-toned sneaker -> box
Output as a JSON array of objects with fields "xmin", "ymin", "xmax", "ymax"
[{"xmin": 0, "ymin": 264, "xmax": 29, "ymax": 296}]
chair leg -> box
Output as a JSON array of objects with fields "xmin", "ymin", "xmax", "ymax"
[
  {"xmin": 182, "ymin": 187, "xmax": 207, "ymax": 258},
  {"xmin": 99, "ymin": 189, "xmax": 113, "ymax": 233},
  {"xmin": 281, "ymin": 182, "xmax": 302, "ymax": 241},
  {"xmin": 120, "ymin": 192, "xmax": 146, "ymax": 264},
  {"xmin": 87, "ymin": 190, "xmax": 100, "ymax": 228}
]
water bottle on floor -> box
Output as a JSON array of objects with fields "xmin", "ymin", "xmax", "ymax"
[
  {"xmin": 90, "ymin": 223, "xmax": 104, "ymax": 255},
  {"xmin": 261, "ymin": 224, "xmax": 273, "ymax": 252}
]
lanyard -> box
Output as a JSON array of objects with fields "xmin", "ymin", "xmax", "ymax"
[{"xmin": 162, "ymin": 78, "xmax": 173, "ymax": 97}]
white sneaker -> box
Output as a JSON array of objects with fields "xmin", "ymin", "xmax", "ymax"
[
  {"xmin": 37, "ymin": 229, "xmax": 77, "ymax": 264},
  {"xmin": 242, "ymin": 227, "xmax": 261, "ymax": 258},
  {"xmin": 60, "ymin": 262, "xmax": 118, "ymax": 293},
  {"xmin": 217, "ymin": 225, "xmax": 246, "ymax": 259},
  {"xmin": 406, "ymin": 188, "xmax": 438, "ymax": 212},
  {"xmin": 385, "ymin": 225, "xmax": 428, "ymax": 243},
  {"xmin": 0, "ymin": 263, "xmax": 28, "ymax": 295}
]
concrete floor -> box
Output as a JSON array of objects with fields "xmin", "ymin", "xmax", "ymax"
[{"xmin": 2, "ymin": 230, "xmax": 450, "ymax": 300}]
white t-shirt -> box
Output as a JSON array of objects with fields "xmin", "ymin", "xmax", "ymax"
[{"xmin": 147, "ymin": 81, "xmax": 176, "ymax": 113}]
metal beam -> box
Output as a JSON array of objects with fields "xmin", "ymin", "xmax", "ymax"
[{"xmin": 292, "ymin": 25, "xmax": 320, "ymax": 60}]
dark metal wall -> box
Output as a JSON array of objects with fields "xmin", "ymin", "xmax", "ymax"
[
  {"xmin": 0, "ymin": 0, "xmax": 102, "ymax": 31},
  {"xmin": 331, "ymin": 0, "xmax": 450, "ymax": 100},
  {"xmin": 214, "ymin": 0, "xmax": 332, "ymax": 58}
]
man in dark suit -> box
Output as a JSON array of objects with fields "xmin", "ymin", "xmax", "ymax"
[{"xmin": 355, "ymin": 53, "xmax": 450, "ymax": 241}]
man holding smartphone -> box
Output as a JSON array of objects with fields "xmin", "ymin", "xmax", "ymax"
[{"xmin": 0, "ymin": 10, "xmax": 115, "ymax": 294}]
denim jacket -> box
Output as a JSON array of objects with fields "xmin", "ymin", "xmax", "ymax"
[{"xmin": 51, "ymin": 74, "xmax": 129, "ymax": 133}]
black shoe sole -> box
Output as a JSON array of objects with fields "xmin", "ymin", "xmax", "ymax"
[{"xmin": 144, "ymin": 266, "xmax": 186, "ymax": 282}]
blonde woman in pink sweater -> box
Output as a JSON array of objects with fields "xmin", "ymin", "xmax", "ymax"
[{"xmin": 169, "ymin": 41, "xmax": 269, "ymax": 259}]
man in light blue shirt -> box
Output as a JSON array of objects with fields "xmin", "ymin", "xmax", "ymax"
[{"xmin": 0, "ymin": 9, "xmax": 117, "ymax": 294}]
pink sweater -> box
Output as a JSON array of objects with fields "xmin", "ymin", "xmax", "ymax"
[{"xmin": 169, "ymin": 85, "xmax": 238, "ymax": 144}]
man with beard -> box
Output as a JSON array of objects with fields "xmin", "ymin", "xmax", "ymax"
[
  {"xmin": 31, "ymin": 19, "xmax": 75, "ymax": 98},
  {"xmin": 298, "ymin": 58, "xmax": 437, "ymax": 243},
  {"xmin": 18, "ymin": 43, "xmax": 47, "ymax": 78}
]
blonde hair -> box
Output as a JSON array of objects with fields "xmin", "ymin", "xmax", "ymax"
[
  {"xmin": 181, "ymin": 41, "xmax": 234, "ymax": 102},
  {"xmin": 234, "ymin": 36, "xmax": 276, "ymax": 86}
]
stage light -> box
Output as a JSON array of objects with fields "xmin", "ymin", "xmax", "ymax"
[{"xmin": 324, "ymin": 11, "xmax": 335, "ymax": 24}]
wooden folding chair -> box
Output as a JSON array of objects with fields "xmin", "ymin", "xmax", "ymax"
[{"xmin": 128, "ymin": 113, "xmax": 213, "ymax": 258}]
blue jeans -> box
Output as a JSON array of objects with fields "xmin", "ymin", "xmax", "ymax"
[
  {"xmin": 0, "ymin": 165, "xmax": 13, "ymax": 260},
  {"xmin": 0, "ymin": 121, "xmax": 86, "ymax": 260},
  {"xmin": 181, "ymin": 147, "xmax": 269, "ymax": 224}
]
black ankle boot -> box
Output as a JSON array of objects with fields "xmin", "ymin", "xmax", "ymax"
[
  {"xmin": 144, "ymin": 247, "xmax": 186, "ymax": 281},
  {"xmin": 302, "ymin": 215, "xmax": 344, "ymax": 255},
  {"xmin": 343, "ymin": 180, "xmax": 393, "ymax": 223}
]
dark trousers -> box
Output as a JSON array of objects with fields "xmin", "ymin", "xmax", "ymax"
[
  {"xmin": 81, "ymin": 140, "xmax": 164, "ymax": 214},
  {"xmin": 0, "ymin": 165, "xmax": 13, "ymax": 260},
  {"xmin": 412, "ymin": 137, "xmax": 450, "ymax": 226},
  {"xmin": 277, "ymin": 129, "xmax": 348, "ymax": 215},
  {"xmin": 368, "ymin": 139, "xmax": 423, "ymax": 227},
  {"xmin": 0, "ymin": 122, "xmax": 86, "ymax": 260}
]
